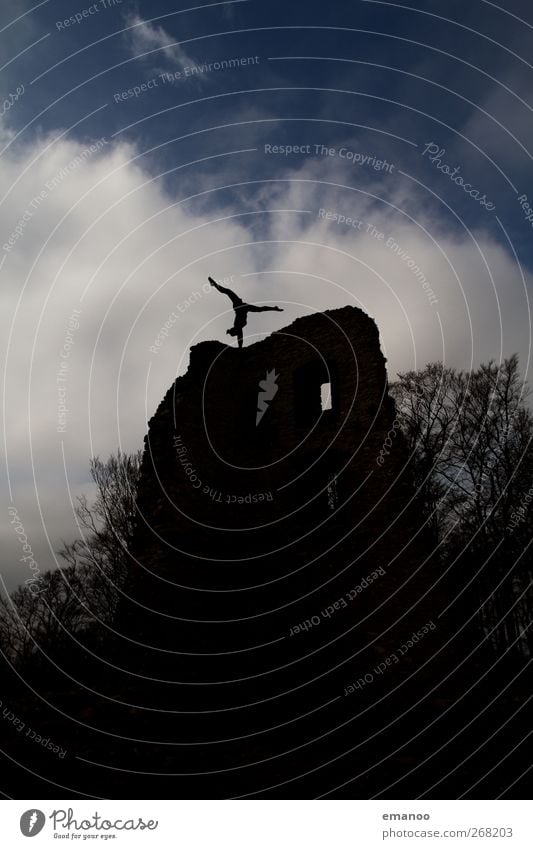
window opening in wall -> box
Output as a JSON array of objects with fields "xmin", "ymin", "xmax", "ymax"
[{"xmin": 321, "ymin": 382, "xmax": 332, "ymax": 411}]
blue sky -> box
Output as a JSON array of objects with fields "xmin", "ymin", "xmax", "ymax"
[
  {"xmin": 1, "ymin": 0, "xmax": 532, "ymax": 590},
  {"xmin": 5, "ymin": 0, "xmax": 533, "ymax": 245}
]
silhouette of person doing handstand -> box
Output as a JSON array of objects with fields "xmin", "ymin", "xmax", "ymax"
[{"xmin": 208, "ymin": 277, "xmax": 283, "ymax": 349}]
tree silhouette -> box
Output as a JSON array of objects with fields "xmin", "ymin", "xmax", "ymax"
[
  {"xmin": 391, "ymin": 355, "xmax": 533, "ymax": 657},
  {"xmin": 0, "ymin": 450, "xmax": 142, "ymax": 668},
  {"xmin": 2, "ymin": 360, "xmax": 532, "ymax": 669}
]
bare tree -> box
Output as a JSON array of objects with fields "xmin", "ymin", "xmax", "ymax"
[
  {"xmin": 0, "ymin": 450, "xmax": 143, "ymax": 669},
  {"xmin": 0, "ymin": 565, "xmax": 91, "ymax": 666},
  {"xmin": 58, "ymin": 450, "xmax": 143, "ymax": 623},
  {"xmin": 390, "ymin": 362, "xmax": 460, "ymax": 544},
  {"xmin": 391, "ymin": 356, "xmax": 533, "ymax": 657}
]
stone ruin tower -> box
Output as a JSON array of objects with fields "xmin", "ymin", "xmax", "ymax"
[{"xmin": 115, "ymin": 306, "xmax": 443, "ymax": 796}]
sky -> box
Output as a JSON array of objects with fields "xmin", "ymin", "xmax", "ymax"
[{"xmin": 1, "ymin": 0, "xmax": 532, "ymax": 591}]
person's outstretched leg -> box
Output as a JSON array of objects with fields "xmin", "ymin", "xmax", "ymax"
[
  {"xmin": 208, "ymin": 277, "xmax": 242, "ymax": 307},
  {"xmin": 246, "ymin": 305, "xmax": 284, "ymax": 312}
]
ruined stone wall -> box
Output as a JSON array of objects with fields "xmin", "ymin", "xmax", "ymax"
[
  {"xmin": 114, "ymin": 306, "xmax": 443, "ymax": 784},
  {"xmin": 122, "ymin": 306, "xmax": 437, "ymax": 650}
]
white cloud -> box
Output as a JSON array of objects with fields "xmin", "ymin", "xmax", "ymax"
[
  {"xmin": 0, "ymin": 130, "xmax": 257, "ymax": 591},
  {"xmin": 0, "ymin": 131, "xmax": 530, "ymax": 592},
  {"xmin": 124, "ymin": 13, "xmax": 196, "ymax": 71},
  {"xmin": 236, "ymin": 155, "xmax": 532, "ymax": 379}
]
